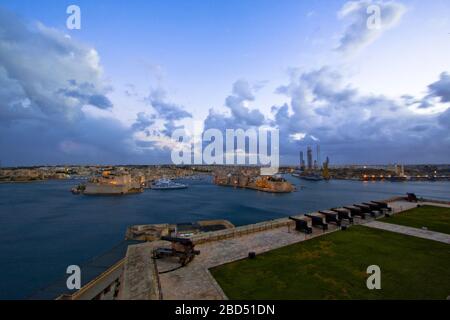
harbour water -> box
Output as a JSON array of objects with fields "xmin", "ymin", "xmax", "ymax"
[{"xmin": 0, "ymin": 176, "xmax": 448, "ymax": 299}]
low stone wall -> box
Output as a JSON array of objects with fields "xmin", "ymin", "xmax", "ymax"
[
  {"xmin": 191, "ymin": 218, "xmax": 295, "ymax": 245},
  {"xmin": 121, "ymin": 242, "xmax": 162, "ymax": 300},
  {"xmin": 84, "ymin": 183, "xmax": 130, "ymax": 195}
]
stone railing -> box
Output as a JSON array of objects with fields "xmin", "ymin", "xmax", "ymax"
[{"xmin": 191, "ymin": 217, "xmax": 294, "ymax": 245}]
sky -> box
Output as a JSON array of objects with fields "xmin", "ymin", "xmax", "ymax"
[{"xmin": 0, "ymin": 0, "xmax": 449, "ymax": 166}]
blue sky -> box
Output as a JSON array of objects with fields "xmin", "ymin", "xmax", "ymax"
[{"xmin": 0, "ymin": 0, "xmax": 449, "ymax": 165}]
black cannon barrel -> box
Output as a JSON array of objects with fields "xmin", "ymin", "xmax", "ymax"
[
  {"xmin": 305, "ymin": 213, "xmax": 328, "ymax": 230},
  {"xmin": 363, "ymin": 202, "xmax": 380, "ymax": 210},
  {"xmin": 344, "ymin": 206, "xmax": 366, "ymax": 219},
  {"xmin": 319, "ymin": 211, "xmax": 341, "ymax": 226},
  {"xmin": 372, "ymin": 201, "xmax": 388, "ymax": 207},
  {"xmin": 330, "ymin": 208, "xmax": 354, "ymax": 224},
  {"xmin": 319, "ymin": 210, "xmax": 337, "ymax": 216},
  {"xmin": 289, "ymin": 216, "xmax": 313, "ymax": 234},
  {"xmin": 406, "ymin": 193, "xmax": 418, "ymax": 202},
  {"xmin": 372, "ymin": 201, "xmax": 392, "ymax": 211},
  {"xmin": 344, "ymin": 205, "xmax": 361, "ymax": 212},
  {"xmin": 354, "ymin": 204, "xmax": 372, "ymax": 213},
  {"xmin": 330, "ymin": 208, "xmax": 348, "ymax": 214}
]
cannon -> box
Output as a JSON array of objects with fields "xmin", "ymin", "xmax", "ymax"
[
  {"xmin": 371, "ymin": 201, "xmax": 393, "ymax": 217},
  {"xmin": 354, "ymin": 204, "xmax": 376, "ymax": 217},
  {"xmin": 289, "ymin": 216, "xmax": 313, "ymax": 234},
  {"xmin": 364, "ymin": 202, "xmax": 382, "ymax": 210},
  {"xmin": 406, "ymin": 193, "xmax": 418, "ymax": 202},
  {"xmin": 371, "ymin": 201, "xmax": 392, "ymax": 212},
  {"xmin": 318, "ymin": 210, "xmax": 342, "ymax": 226},
  {"xmin": 344, "ymin": 205, "xmax": 366, "ymax": 219},
  {"xmin": 153, "ymin": 236, "xmax": 200, "ymax": 266},
  {"xmin": 330, "ymin": 208, "xmax": 354, "ymax": 224},
  {"xmin": 305, "ymin": 213, "xmax": 328, "ymax": 231},
  {"xmin": 362, "ymin": 202, "xmax": 382, "ymax": 217}
]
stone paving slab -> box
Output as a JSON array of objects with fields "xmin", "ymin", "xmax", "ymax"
[{"xmin": 365, "ymin": 221, "xmax": 450, "ymax": 244}]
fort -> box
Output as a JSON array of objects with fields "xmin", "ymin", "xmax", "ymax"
[
  {"xmin": 214, "ymin": 168, "xmax": 295, "ymax": 193},
  {"xmin": 31, "ymin": 194, "xmax": 450, "ymax": 300}
]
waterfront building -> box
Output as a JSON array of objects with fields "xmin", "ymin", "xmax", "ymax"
[
  {"xmin": 83, "ymin": 171, "xmax": 143, "ymax": 195},
  {"xmin": 307, "ymin": 147, "xmax": 313, "ymax": 171},
  {"xmin": 300, "ymin": 151, "xmax": 305, "ymax": 171}
]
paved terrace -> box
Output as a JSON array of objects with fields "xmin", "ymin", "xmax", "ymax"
[
  {"xmin": 122, "ymin": 198, "xmax": 449, "ymax": 300},
  {"xmin": 158, "ymin": 224, "xmax": 340, "ymax": 300}
]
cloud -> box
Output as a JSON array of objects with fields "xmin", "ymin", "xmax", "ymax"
[
  {"xmin": 271, "ymin": 67, "xmax": 450, "ymax": 164},
  {"xmin": 0, "ymin": 8, "xmax": 168, "ymax": 165},
  {"xmin": 131, "ymin": 112, "xmax": 156, "ymax": 132},
  {"xmin": 143, "ymin": 87, "xmax": 192, "ymax": 137},
  {"xmin": 57, "ymin": 80, "xmax": 113, "ymax": 109},
  {"xmin": 0, "ymin": 6, "xmax": 448, "ymax": 166},
  {"xmin": 337, "ymin": 0, "xmax": 406, "ymax": 54},
  {"xmin": 0, "ymin": 9, "xmax": 112, "ymax": 124},
  {"xmin": 438, "ymin": 107, "xmax": 450, "ymax": 130},
  {"xmin": 403, "ymin": 72, "xmax": 450, "ymax": 109},
  {"xmin": 147, "ymin": 88, "xmax": 192, "ymax": 121},
  {"xmin": 204, "ymin": 80, "xmax": 265, "ymax": 131},
  {"xmin": 126, "ymin": 88, "xmax": 194, "ymax": 153},
  {"xmin": 428, "ymin": 72, "xmax": 450, "ymax": 103}
]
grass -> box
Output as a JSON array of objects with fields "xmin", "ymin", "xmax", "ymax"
[
  {"xmin": 380, "ymin": 205, "xmax": 450, "ymax": 235},
  {"xmin": 210, "ymin": 226, "xmax": 450, "ymax": 300}
]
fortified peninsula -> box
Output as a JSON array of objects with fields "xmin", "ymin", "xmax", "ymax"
[{"xmin": 213, "ymin": 168, "xmax": 295, "ymax": 193}]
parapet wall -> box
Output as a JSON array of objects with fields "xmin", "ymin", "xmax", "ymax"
[
  {"xmin": 121, "ymin": 242, "xmax": 163, "ymax": 300},
  {"xmin": 191, "ymin": 217, "xmax": 295, "ymax": 245},
  {"xmin": 189, "ymin": 195, "xmax": 436, "ymax": 245}
]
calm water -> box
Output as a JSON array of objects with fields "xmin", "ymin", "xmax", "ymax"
[{"xmin": 0, "ymin": 176, "xmax": 449, "ymax": 299}]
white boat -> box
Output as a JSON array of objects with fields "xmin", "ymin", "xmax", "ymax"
[{"xmin": 150, "ymin": 178, "xmax": 188, "ymax": 190}]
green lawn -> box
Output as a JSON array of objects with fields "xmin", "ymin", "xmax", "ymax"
[
  {"xmin": 210, "ymin": 226, "xmax": 450, "ymax": 300},
  {"xmin": 380, "ymin": 205, "xmax": 450, "ymax": 234}
]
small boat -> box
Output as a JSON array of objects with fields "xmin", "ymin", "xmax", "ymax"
[
  {"xmin": 150, "ymin": 178, "xmax": 188, "ymax": 190},
  {"xmin": 292, "ymin": 172, "xmax": 324, "ymax": 181}
]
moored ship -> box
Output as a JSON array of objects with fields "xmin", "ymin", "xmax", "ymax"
[
  {"xmin": 150, "ymin": 178, "xmax": 188, "ymax": 190},
  {"xmin": 299, "ymin": 173, "xmax": 324, "ymax": 181}
]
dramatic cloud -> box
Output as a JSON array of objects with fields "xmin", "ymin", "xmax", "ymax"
[
  {"xmin": 0, "ymin": 9, "xmax": 112, "ymax": 124},
  {"xmin": 147, "ymin": 88, "xmax": 192, "ymax": 121},
  {"xmin": 270, "ymin": 67, "xmax": 450, "ymax": 164},
  {"xmin": 337, "ymin": 0, "xmax": 406, "ymax": 54},
  {"xmin": 0, "ymin": 8, "xmax": 146, "ymax": 165},
  {"xmin": 57, "ymin": 80, "xmax": 113, "ymax": 109},
  {"xmin": 404, "ymin": 72, "xmax": 450, "ymax": 109},
  {"xmin": 126, "ymin": 88, "xmax": 194, "ymax": 154},
  {"xmin": 145, "ymin": 88, "xmax": 192, "ymax": 136},
  {"xmin": 0, "ymin": 6, "xmax": 448, "ymax": 166},
  {"xmin": 204, "ymin": 80, "xmax": 265, "ymax": 131},
  {"xmin": 131, "ymin": 112, "xmax": 156, "ymax": 132},
  {"xmin": 428, "ymin": 72, "xmax": 450, "ymax": 103}
]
